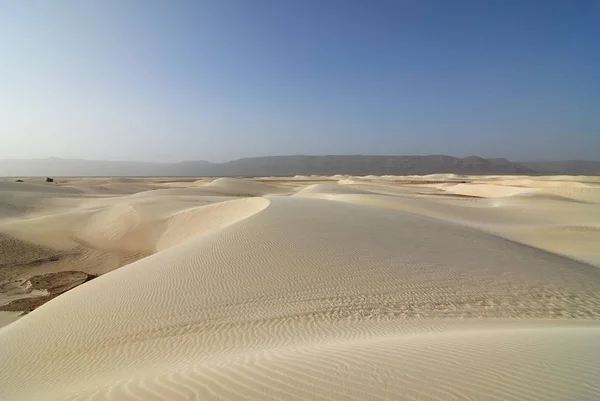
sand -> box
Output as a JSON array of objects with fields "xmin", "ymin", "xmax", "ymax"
[{"xmin": 1, "ymin": 175, "xmax": 600, "ymax": 400}]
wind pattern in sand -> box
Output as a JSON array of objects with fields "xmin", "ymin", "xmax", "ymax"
[{"xmin": 1, "ymin": 175, "xmax": 600, "ymax": 400}]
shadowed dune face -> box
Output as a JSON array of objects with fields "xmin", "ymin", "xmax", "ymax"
[{"xmin": 1, "ymin": 175, "xmax": 600, "ymax": 400}]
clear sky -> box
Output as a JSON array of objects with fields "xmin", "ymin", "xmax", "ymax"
[{"xmin": 1, "ymin": 0, "xmax": 599, "ymax": 162}]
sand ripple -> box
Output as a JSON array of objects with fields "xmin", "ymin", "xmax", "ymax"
[{"xmin": 1, "ymin": 176, "xmax": 600, "ymax": 400}]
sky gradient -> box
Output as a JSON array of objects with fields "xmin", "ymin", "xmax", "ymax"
[{"xmin": 1, "ymin": 0, "xmax": 599, "ymax": 162}]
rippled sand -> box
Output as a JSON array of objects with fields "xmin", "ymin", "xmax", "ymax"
[{"xmin": 1, "ymin": 175, "xmax": 599, "ymax": 400}]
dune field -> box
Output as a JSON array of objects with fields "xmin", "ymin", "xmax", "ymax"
[{"xmin": 1, "ymin": 174, "xmax": 600, "ymax": 400}]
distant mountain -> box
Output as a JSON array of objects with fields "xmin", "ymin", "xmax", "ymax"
[
  {"xmin": 0, "ymin": 155, "xmax": 543, "ymax": 177},
  {"xmin": 213, "ymin": 155, "xmax": 535, "ymax": 176},
  {"xmin": 520, "ymin": 160, "xmax": 600, "ymax": 176}
]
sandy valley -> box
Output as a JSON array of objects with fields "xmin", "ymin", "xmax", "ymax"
[{"xmin": 1, "ymin": 174, "xmax": 600, "ymax": 400}]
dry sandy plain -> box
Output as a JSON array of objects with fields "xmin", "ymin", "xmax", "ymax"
[{"xmin": 1, "ymin": 174, "xmax": 600, "ymax": 400}]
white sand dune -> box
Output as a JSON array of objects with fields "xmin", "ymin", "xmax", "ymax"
[
  {"xmin": 314, "ymin": 190, "xmax": 600, "ymax": 265},
  {"xmin": 484, "ymin": 178, "xmax": 590, "ymax": 188},
  {"xmin": 0, "ymin": 180, "xmax": 83, "ymax": 193},
  {"xmin": 202, "ymin": 177, "xmax": 290, "ymax": 196},
  {"xmin": 0, "ymin": 179, "xmax": 264, "ymax": 284},
  {"xmin": 422, "ymin": 173, "xmax": 468, "ymax": 180},
  {"xmin": 439, "ymin": 182, "xmax": 537, "ymax": 197},
  {"xmin": 157, "ymin": 197, "xmax": 269, "ymax": 250},
  {"xmin": 537, "ymin": 186, "xmax": 600, "ymax": 203},
  {"xmin": 1, "ymin": 176, "xmax": 600, "ymax": 400},
  {"xmin": 336, "ymin": 177, "xmax": 376, "ymax": 184},
  {"xmin": 0, "ymin": 184, "xmax": 87, "ymax": 221},
  {"xmin": 293, "ymin": 183, "xmax": 376, "ymax": 196}
]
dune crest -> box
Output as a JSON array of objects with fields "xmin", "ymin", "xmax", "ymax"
[
  {"xmin": 203, "ymin": 177, "xmax": 290, "ymax": 196},
  {"xmin": 157, "ymin": 197, "xmax": 269, "ymax": 250}
]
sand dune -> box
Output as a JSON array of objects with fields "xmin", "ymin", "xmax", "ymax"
[
  {"xmin": 0, "ymin": 181, "xmax": 83, "ymax": 194},
  {"xmin": 293, "ymin": 183, "xmax": 376, "ymax": 196},
  {"xmin": 202, "ymin": 177, "xmax": 291, "ymax": 196},
  {"xmin": 1, "ymin": 175, "xmax": 600, "ymax": 400},
  {"xmin": 438, "ymin": 182, "xmax": 537, "ymax": 197},
  {"xmin": 157, "ymin": 197, "xmax": 269, "ymax": 250}
]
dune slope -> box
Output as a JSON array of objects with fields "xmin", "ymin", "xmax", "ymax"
[{"xmin": 1, "ymin": 195, "xmax": 600, "ymax": 400}]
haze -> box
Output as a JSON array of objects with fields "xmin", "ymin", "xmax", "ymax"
[{"xmin": 1, "ymin": 0, "xmax": 599, "ymax": 162}]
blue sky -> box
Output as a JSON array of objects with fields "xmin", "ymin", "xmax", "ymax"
[{"xmin": 1, "ymin": 0, "xmax": 599, "ymax": 162}]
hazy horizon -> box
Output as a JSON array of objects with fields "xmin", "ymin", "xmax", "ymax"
[
  {"xmin": 1, "ymin": 154, "xmax": 600, "ymax": 164},
  {"xmin": 2, "ymin": 1, "xmax": 599, "ymax": 162}
]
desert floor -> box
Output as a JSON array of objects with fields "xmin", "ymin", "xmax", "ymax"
[{"xmin": 1, "ymin": 174, "xmax": 600, "ymax": 400}]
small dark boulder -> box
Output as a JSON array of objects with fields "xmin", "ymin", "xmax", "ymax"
[
  {"xmin": 46, "ymin": 177, "xmax": 54, "ymax": 183},
  {"xmin": 15, "ymin": 179, "xmax": 24, "ymax": 182}
]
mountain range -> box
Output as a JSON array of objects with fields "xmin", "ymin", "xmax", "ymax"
[{"xmin": 0, "ymin": 155, "xmax": 598, "ymax": 177}]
